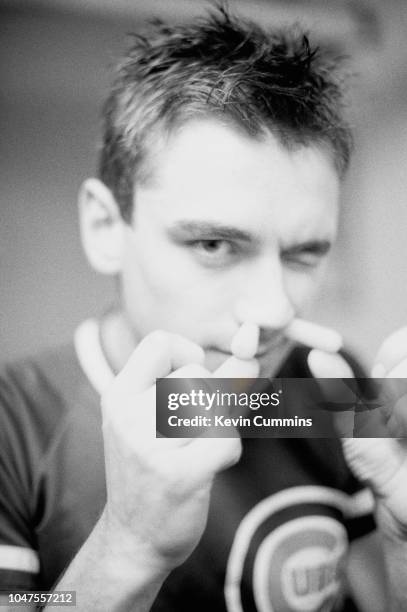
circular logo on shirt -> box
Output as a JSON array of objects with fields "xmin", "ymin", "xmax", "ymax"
[
  {"xmin": 225, "ymin": 487, "xmax": 349, "ymax": 612},
  {"xmin": 253, "ymin": 516, "xmax": 347, "ymax": 612}
]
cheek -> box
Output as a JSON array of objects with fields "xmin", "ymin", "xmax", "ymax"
[
  {"xmin": 125, "ymin": 238, "xmax": 237, "ymax": 305},
  {"xmin": 121, "ymin": 246, "xmax": 232, "ymax": 335},
  {"xmin": 122, "ymin": 237, "xmax": 186, "ymax": 299},
  {"xmin": 284, "ymin": 269, "xmax": 325, "ymax": 312},
  {"xmin": 121, "ymin": 254, "xmax": 184, "ymax": 321}
]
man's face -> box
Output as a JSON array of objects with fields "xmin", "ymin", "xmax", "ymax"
[{"xmin": 119, "ymin": 119, "xmax": 340, "ymax": 377}]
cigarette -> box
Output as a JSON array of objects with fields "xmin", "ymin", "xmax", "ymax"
[
  {"xmin": 230, "ymin": 322, "xmax": 260, "ymax": 360},
  {"xmin": 285, "ymin": 318, "xmax": 342, "ymax": 353}
]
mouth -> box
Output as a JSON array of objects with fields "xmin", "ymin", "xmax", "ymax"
[
  {"xmin": 255, "ymin": 336, "xmax": 289, "ymax": 358},
  {"xmin": 204, "ymin": 341, "xmax": 292, "ymax": 379},
  {"xmin": 208, "ymin": 337, "xmax": 289, "ymax": 360}
]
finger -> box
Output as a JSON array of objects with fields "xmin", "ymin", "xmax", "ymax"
[
  {"xmin": 373, "ymin": 326, "xmax": 407, "ymax": 377},
  {"xmin": 341, "ymin": 438, "xmax": 406, "ymax": 496},
  {"xmin": 112, "ymin": 385, "xmax": 191, "ymax": 452},
  {"xmin": 387, "ymin": 394, "xmax": 407, "ymax": 436},
  {"xmin": 171, "ymin": 358, "xmax": 246, "ymax": 475},
  {"xmin": 230, "ymin": 323, "xmax": 259, "ymax": 360},
  {"xmin": 307, "ymin": 349, "xmax": 354, "ymax": 378},
  {"xmin": 114, "ymin": 331, "xmax": 205, "ymax": 393},
  {"xmin": 307, "ymin": 349, "xmax": 355, "ymax": 437},
  {"xmin": 179, "ymin": 434, "xmax": 242, "ymax": 480},
  {"xmin": 213, "ymin": 355, "xmax": 259, "ymax": 378},
  {"xmin": 162, "ymin": 363, "xmax": 215, "ymax": 442},
  {"xmin": 285, "ymin": 319, "xmax": 343, "ymax": 353},
  {"xmin": 386, "ymin": 356, "xmax": 407, "ymax": 378},
  {"xmin": 104, "ymin": 363, "xmax": 210, "ymax": 439},
  {"xmin": 166, "ymin": 363, "xmax": 214, "ymax": 415},
  {"xmin": 167, "ymin": 363, "xmax": 211, "ymax": 379},
  {"xmin": 342, "ymin": 439, "xmax": 407, "ymax": 527},
  {"xmin": 378, "ymin": 361, "xmax": 407, "ymax": 425},
  {"xmin": 372, "ymin": 359, "xmax": 407, "ymax": 436}
]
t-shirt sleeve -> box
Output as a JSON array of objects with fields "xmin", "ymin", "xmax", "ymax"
[{"xmin": 0, "ymin": 371, "xmax": 41, "ymax": 591}]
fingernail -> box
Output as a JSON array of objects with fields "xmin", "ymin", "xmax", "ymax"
[{"xmin": 230, "ymin": 323, "xmax": 259, "ymax": 360}]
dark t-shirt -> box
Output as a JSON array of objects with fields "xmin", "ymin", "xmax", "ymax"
[{"xmin": 0, "ymin": 322, "xmax": 374, "ymax": 611}]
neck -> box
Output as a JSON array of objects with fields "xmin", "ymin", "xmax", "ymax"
[{"xmin": 100, "ymin": 308, "xmax": 137, "ymax": 374}]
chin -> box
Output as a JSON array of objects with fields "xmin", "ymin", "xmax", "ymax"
[
  {"xmin": 258, "ymin": 363, "xmax": 281, "ymax": 379},
  {"xmin": 257, "ymin": 347, "xmax": 292, "ymax": 379}
]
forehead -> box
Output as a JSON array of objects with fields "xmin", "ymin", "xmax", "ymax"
[{"xmin": 135, "ymin": 119, "xmax": 340, "ymax": 241}]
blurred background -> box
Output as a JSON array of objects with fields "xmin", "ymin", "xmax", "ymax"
[{"xmin": 1, "ymin": 0, "xmax": 407, "ymax": 368}]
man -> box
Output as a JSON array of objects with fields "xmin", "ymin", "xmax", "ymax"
[{"xmin": 1, "ymin": 7, "xmax": 407, "ymax": 612}]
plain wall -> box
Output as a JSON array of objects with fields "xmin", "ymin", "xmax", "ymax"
[{"xmin": 1, "ymin": 8, "xmax": 124, "ymax": 359}]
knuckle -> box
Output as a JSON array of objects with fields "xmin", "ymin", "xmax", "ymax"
[
  {"xmin": 101, "ymin": 380, "xmax": 127, "ymax": 415},
  {"xmin": 147, "ymin": 329, "xmax": 171, "ymax": 348},
  {"xmin": 175, "ymin": 364, "xmax": 210, "ymax": 378},
  {"xmin": 226, "ymin": 438, "xmax": 243, "ymax": 467}
]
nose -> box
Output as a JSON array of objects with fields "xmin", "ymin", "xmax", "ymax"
[{"xmin": 234, "ymin": 258, "xmax": 295, "ymax": 331}]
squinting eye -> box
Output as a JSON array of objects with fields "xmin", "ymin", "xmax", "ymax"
[{"xmin": 283, "ymin": 244, "xmax": 331, "ymax": 269}]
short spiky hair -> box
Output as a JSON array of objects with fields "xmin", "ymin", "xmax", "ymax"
[{"xmin": 99, "ymin": 7, "xmax": 352, "ymax": 222}]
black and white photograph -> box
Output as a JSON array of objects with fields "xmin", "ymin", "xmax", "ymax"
[{"xmin": 1, "ymin": 1, "xmax": 407, "ymax": 610}]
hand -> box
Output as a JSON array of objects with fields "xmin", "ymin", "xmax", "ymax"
[
  {"xmin": 100, "ymin": 330, "xmax": 258, "ymax": 572},
  {"xmin": 308, "ymin": 340, "xmax": 407, "ymax": 538}
]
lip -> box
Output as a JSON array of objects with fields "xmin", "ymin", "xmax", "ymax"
[{"xmin": 208, "ymin": 348, "xmax": 231, "ymax": 356}]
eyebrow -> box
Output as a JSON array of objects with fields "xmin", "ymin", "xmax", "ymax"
[
  {"xmin": 282, "ymin": 240, "xmax": 332, "ymax": 255},
  {"xmin": 167, "ymin": 220, "xmax": 333, "ymax": 253},
  {"xmin": 167, "ymin": 220, "xmax": 254, "ymax": 242}
]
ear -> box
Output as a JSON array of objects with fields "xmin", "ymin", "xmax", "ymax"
[{"xmin": 78, "ymin": 178, "xmax": 126, "ymax": 275}]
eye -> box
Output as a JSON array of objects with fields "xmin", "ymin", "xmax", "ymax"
[
  {"xmin": 197, "ymin": 239, "xmax": 228, "ymax": 253},
  {"xmin": 282, "ymin": 241, "xmax": 331, "ymax": 269},
  {"xmin": 190, "ymin": 239, "xmax": 235, "ymax": 266}
]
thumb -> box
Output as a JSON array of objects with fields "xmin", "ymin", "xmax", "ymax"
[
  {"xmin": 341, "ymin": 438, "xmax": 406, "ymax": 497},
  {"xmin": 342, "ymin": 438, "xmax": 407, "ymax": 531},
  {"xmin": 308, "ymin": 351, "xmax": 407, "ymax": 520},
  {"xmin": 307, "ymin": 349, "xmax": 356, "ymax": 437}
]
